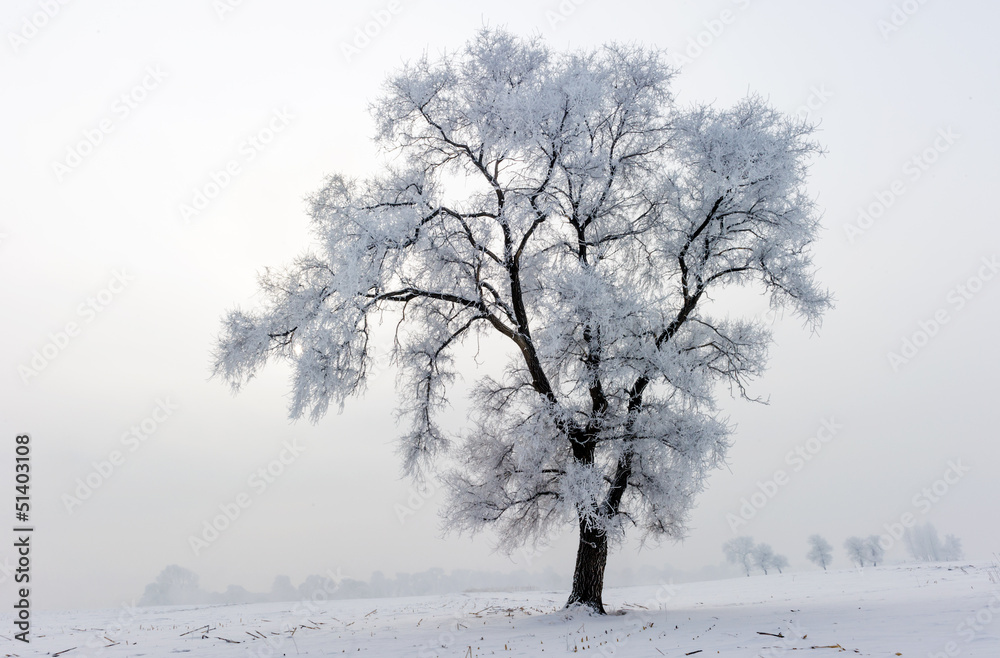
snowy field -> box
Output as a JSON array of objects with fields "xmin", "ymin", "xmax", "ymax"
[{"xmin": 7, "ymin": 563, "xmax": 999, "ymax": 657}]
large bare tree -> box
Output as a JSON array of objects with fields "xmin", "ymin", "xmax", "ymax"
[{"xmin": 213, "ymin": 28, "xmax": 830, "ymax": 612}]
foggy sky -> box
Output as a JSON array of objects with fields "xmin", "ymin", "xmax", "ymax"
[{"xmin": 2, "ymin": 0, "xmax": 998, "ymax": 611}]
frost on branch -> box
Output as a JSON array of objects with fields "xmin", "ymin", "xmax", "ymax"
[{"xmin": 212, "ymin": 28, "xmax": 830, "ymax": 563}]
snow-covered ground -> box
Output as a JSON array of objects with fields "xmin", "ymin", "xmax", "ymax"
[{"xmin": 8, "ymin": 563, "xmax": 999, "ymax": 657}]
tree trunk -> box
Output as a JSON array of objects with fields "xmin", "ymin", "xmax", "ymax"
[{"xmin": 566, "ymin": 518, "xmax": 608, "ymax": 613}]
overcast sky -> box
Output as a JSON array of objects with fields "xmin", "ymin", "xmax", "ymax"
[{"xmin": 2, "ymin": 0, "xmax": 998, "ymax": 611}]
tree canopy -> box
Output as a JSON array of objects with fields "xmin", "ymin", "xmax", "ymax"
[{"xmin": 213, "ymin": 28, "xmax": 830, "ymax": 610}]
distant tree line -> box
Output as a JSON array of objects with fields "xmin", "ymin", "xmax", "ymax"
[
  {"xmin": 723, "ymin": 523, "xmax": 963, "ymax": 575},
  {"xmin": 843, "ymin": 536, "xmax": 885, "ymax": 567},
  {"xmin": 723, "ymin": 537, "xmax": 789, "ymax": 576},
  {"xmin": 138, "ymin": 565, "xmax": 565, "ymax": 607},
  {"xmin": 904, "ymin": 524, "xmax": 963, "ymax": 562}
]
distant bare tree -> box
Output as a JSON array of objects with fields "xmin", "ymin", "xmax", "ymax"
[
  {"xmin": 942, "ymin": 534, "xmax": 964, "ymax": 561},
  {"xmin": 724, "ymin": 536, "xmax": 756, "ymax": 576},
  {"xmin": 752, "ymin": 543, "xmax": 777, "ymax": 575},
  {"xmin": 864, "ymin": 535, "xmax": 885, "ymax": 567},
  {"xmin": 905, "ymin": 523, "xmax": 963, "ymax": 562},
  {"xmin": 139, "ymin": 565, "xmax": 206, "ymax": 606},
  {"xmin": 844, "ymin": 536, "xmax": 867, "ymax": 567},
  {"xmin": 806, "ymin": 534, "xmax": 833, "ymax": 570}
]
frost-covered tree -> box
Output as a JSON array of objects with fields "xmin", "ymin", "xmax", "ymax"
[
  {"xmin": 905, "ymin": 524, "xmax": 941, "ymax": 561},
  {"xmin": 845, "ymin": 536, "xmax": 868, "ymax": 567},
  {"xmin": 270, "ymin": 575, "xmax": 299, "ymax": 602},
  {"xmin": 864, "ymin": 535, "xmax": 885, "ymax": 567},
  {"xmin": 772, "ymin": 553, "xmax": 789, "ymax": 574},
  {"xmin": 724, "ymin": 536, "xmax": 757, "ymax": 577},
  {"xmin": 752, "ymin": 542, "xmax": 777, "ymax": 575},
  {"xmin": 942, "ymin": 534, "xmax": 964, "ymax": 561},
  {"xmin": 806, "ymin": 534, "xmax": 833, "ymax": 570},
  {"xmin": 139, "ymin": 565, "xmax": 207, "ymax": 606},
  {"xmin": 213, "ymin": 28, "xmax": 829, "ymax": 612},
  {"xmin": 905, "ymin": 523, "xmax": 963, "ymax": 562}
]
